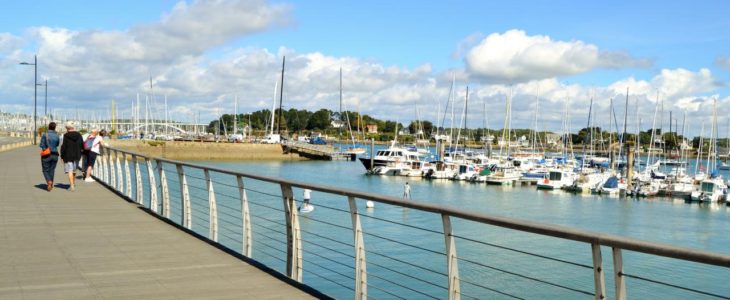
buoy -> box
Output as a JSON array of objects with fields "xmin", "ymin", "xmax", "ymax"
[
  {"xmin": 543, "ymin": 178, "xmax": 549, "ymax": 184},
  {"xmin": 366, "ymin": 201, "xmax": 375, "ymax": 208}
]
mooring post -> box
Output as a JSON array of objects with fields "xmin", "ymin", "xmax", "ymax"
[{"xmin": 370, "ymin": 138, "xmax": 374, "ymax": 172}]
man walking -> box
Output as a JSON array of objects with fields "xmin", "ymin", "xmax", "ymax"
[
  {"xmin": 403, "ymin": 182, "xmax": 411, "ymax": 199},
  {"xmin": 299, "ymin": 188, "xmax": 314, "ymax": 212},
  {"xmin": 60, "ymin": 121, "xmax": 84, "ymax": 191}
]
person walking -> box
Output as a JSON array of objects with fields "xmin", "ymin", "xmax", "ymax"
[
  {"xmin": 403, "ymin": 182, "xmax": 411, "ymax": 199},
  {"xmin": 299, "ymin": 188, "xmax": 314, "ymax": 212},
  {"xmin": 83, "ymin": 128, "xmax": 105, "ymax": 182},
  {"xmin": 39, "ymin": 122, "xmax": 60, "ymax": 191},
  {"xmin": 60, "ymin": 121, "xmax": 84, "ymax": 191}
]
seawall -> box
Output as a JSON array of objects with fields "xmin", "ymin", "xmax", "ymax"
[
  {"xmin": 0, "ymin": 136, "xmax": 32, "ymax": 153},
  {"xmin": 112, "ymin": 140, "xmax": 306, "ymax": 161}
]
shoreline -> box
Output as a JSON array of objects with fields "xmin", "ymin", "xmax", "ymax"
[{"xmin": 111, "ymin": 140, "xmax": 307, "ymax": 161}]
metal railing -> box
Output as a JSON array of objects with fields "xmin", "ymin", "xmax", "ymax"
[{"xmin": 93, "ymin": 146, "xmax": 730, "ymax": 300}]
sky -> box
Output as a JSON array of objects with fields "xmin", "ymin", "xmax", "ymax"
[{"xmin": 1, "ymin": 0, "xmax": 729, "ymax": 135}]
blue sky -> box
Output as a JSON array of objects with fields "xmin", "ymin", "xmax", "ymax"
[{"xmin": 1, "ymin": 0, "xmax": 729, "ymax": 133}]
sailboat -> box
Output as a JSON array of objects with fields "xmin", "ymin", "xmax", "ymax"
[
  {"xmin": 338, "ymin": 68, "xmax": 366, "ymax": 155},
  {"xmin": 485, "ymin": 89, "xmax": 522, "ymax": 185},
  {"xmin": 691, "ymin": 99, "xmax": 728, "ymax": 202},
  {"xmin": 263, "ymin": 57, "xmax": 285, "ymax": 144},
  {"xmin": 718, "ymin": 119, "xmax": 730, "ymax": 170}
]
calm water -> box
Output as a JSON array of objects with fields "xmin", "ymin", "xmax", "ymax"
[{"xmin": 125, "ymin": 152, "xmax": 730, "ymax": 299}]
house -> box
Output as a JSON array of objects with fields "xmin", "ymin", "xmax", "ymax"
[
  {"xmin": 331, "ymin": 120, "xmax": 345, "ymax": 129},
  {"xmin": 366, "ymin": 124, "xmax": 378, "ymax": 134},
  {"xmin": 545, "ymin": 133, "xmax": 561, "ymax": 146}
]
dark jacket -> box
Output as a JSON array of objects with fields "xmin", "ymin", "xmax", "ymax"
[
  {"xmin": 60, "ymin": 131, "xmax": 84, "ymax": 161},
  {"xmin": 40, "ymin": 130, "xmax": 60, "ymax": 155}
]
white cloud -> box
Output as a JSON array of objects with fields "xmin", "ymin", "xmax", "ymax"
[
  {"xmin": 0, "ymin": 6, "xmax": 724, "ymax": 138},
  {"xmin": 608, "ymin": 68, "xmax": 719, "ymax": 100},
  {"xmin": 464, "ymin": 29, "xmax": 651, "ymax": 82},
  {"xmin": 3, "ymin": 0, "xmax": 292, "ymax": 117},
  {"xmin": 0, "ymin": 33, "xmax": 23, "ymax": 54}
]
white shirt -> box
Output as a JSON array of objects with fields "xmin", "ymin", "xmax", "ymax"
[
  {"xmin": 303, "ymin": 189, "xmax": 311, "ymax": 200},
  {"xmin": 86, "ymin": 135, "xmax": 103, "ymax": 154},
  {"xmin": 91, "ymin": 135, "xmax": 104, "ymax": 154}
]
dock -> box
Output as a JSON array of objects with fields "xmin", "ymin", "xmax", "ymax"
[
  {"xmin": 283, "ymin": 141, "xmax": 357, "ymax": 161},
  {"xmin": 0, "ymin": 147, "xmax": 318, "ymax": 299}
]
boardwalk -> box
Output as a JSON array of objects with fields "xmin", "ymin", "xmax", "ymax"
[{"xmin": 0, "ymin": 147, "xmax": 317, "ymax": 299}]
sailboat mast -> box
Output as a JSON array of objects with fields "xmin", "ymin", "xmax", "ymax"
[
  {"xmin": 583, "ymin": 97, "xmax": 593, "ymax": 165},
  {"xmin": 707, "ymin": 99, "xmax": 717, "ymax": 173},
  {"xmin": 533, "ymin": 86, "xmax": 539, "ymax": 154},
  {"xmin": 164, "ymin": 95, "xmax": 168, "ymax": 137},
  {"xmin": 446, "ymin": 75, "xmax": 452, "ymax": 147},
  {"xmin": 270, "ymin": 81, "xmax": 278, "ymax": 136},
  {"xmin": 464, "ymin": 85, "xmax": 468, "ymax": 147},
  {"xmin": 621, "ymin": 87, "xmax": 629, "ymax": 161},
  {"xmin": 696, "ymin": 122, "xmax": 704, "ymax": 175},
  {"xmin": 455, "ymin": 87, "xmax": 467, "ymax": 153},
  {"xmin": 277, "ymin": 56, "xmax": 285, "ymax": 134},
  {"xmin": 339, "ymin": 67, "xmax": 343, "ymax": 121}
]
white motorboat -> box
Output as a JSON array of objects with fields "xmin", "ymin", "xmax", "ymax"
[
  {"xmin": 360, "ymin": 142, "xmax": 425, "ymax": 175},
  {"xmin": 485, "ymin": 165, "xmax": 522, "ymax": 185},
  {"xmin": 565, "ymin": 171, "xmax": 605, "ymax": 193},
  {"xmin": 690, "ymin": 178, "xmax": 728, "ymax": 202},
  {"xmin": 537, "ymin": 169, "xmax": 575, "ymax": 190}
]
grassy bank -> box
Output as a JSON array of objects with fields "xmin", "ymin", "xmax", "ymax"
[{"xmin": 112, "ymin": 140, "xmax": 306, "ymax": 161}]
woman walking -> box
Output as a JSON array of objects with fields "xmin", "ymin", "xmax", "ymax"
[
  {"xmin": 83, "ymin": 128, "xmax": 102, "ymax": 182},
  {"xmin": 60, "ymin": 121, "xmax": 83, "ymax": 191},
  {"xmin": 84, "ymin": 128, "xmax": 108, "ymax": 182},
  {"xmin": 40, "ymin": 122, "xmax": 60, "ymax": 191}
]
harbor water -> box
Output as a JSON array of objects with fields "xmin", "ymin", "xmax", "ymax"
[
  {"xmin": 181, "ymin": 155, "xmax": 730, "ymax": 300},
  {"xmin": 127, "ymin": 152, "xmax": 730, "ymax": 299}
]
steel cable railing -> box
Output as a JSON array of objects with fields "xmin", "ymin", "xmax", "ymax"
[
  {"xmin": 456, "ymin": 255, "xmax": 594, "ymax": 296},
  {"xmin": 96, "ymin": 147, "xmax": 730, "ymax": 300},
  {"xmin": 622, "ymin": 272, "xmax": 730, "ymax": 299}
]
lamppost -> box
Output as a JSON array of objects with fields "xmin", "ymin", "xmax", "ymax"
[
  {"xmin": 19, "ymin": 55, "xmax": 37, "ymax": 145},
  {"xmin": 37, "ymin": 79, "xmax": 48, "ymax": 118}
]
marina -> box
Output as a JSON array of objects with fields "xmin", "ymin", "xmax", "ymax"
[
  {"xmin": 3, "ymin": 1, "xmax": 730, "ymax": 298},
  {"xmin": 184, "ymin": 150, "xmax": 730, "ymax": 299}
]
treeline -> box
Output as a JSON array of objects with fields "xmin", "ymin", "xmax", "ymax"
[
  {"xmin": 205, "ymin": 108, "xmax": 728, "ymax": 149},
  {"xmin": 207, "ymin": 108, "xmax": 436, "ymax": 140}
]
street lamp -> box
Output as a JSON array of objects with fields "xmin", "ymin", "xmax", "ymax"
[
  {"xmin": 19, "ymin": 55, "xmax": 37, "ymax": 145},
  {"xmin": 37, "ymin": 79, "xmax": 48, "ymax": 118}
]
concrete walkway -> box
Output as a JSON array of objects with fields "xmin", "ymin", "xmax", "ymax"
[{"xmin": 0, "ymin": 147, "xmax": 317, "ymax": 299}]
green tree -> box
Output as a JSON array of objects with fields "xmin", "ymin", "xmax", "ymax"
[{"xmin": 307, "ymin": 109, "xmax": 332, "ymax": 130}]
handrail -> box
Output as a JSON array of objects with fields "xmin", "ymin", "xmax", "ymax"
[
  {"xmin": 97, "ymin": 145, "xmax": 730, "ymax": 299},
  {"xmin": 104, "ymin": 146, "xmax": 730, "ymax": 267}
]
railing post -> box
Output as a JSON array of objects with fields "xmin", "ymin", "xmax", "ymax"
[
  {"xmin": 176, "ymin": 164, "xmax": 192, "ymax": 229},
  {"xmin": 123, "ymin": 153, "xmax": 132, "ymax": 198},
  {"xmin": 115, "ymin": 150, "xmax": 123, "ymax": 191},
  {"xmin": 613, "ymin": 247, "xmax": 626, "ymax": 300},
  {"xmin": 146, "ymin": 158, "xmax": 158, "ymax": 213},
  {"xmin": 103, "ymin": 150, "xmax": 110, "ymax": 184},
  {"xmin": 204, "ymin": 169, "xmax": 218, "ymax": 242},
  {"xmin": 237, "ymin": 175, "xmax": 252, "ymax": 257},
  {"xmin": 97, "ymin": 150, "xmax": 105, "ymax": 182},
  {"xmin": 442, "ymin": 214, "xmax": 461, "ymax": 300},
  {"xmin": 347, "ymin": 196, "xmax": 367, "ymax": 300},
  {"xmin": 280, "ymin": 184, "xmax": 302, "ymax": 282},
  {"xmin": 157, "ymin": 161, "xmax": 170, "ymax": 218},
  {"xmin": 109, "ymin": 150, "xmax": 117, "ymax": 190},
  {"xmin": 133, "ymin": 155, "xmax": 143, "ymax": 205},
  {"xmin": 591, "ymin": 243, "xmax": 607, "ymax": 300}
]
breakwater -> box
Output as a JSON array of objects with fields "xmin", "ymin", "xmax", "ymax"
[{"xmin": 112, "ymin": 140, "xmax": 306, "ymax": 160}]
